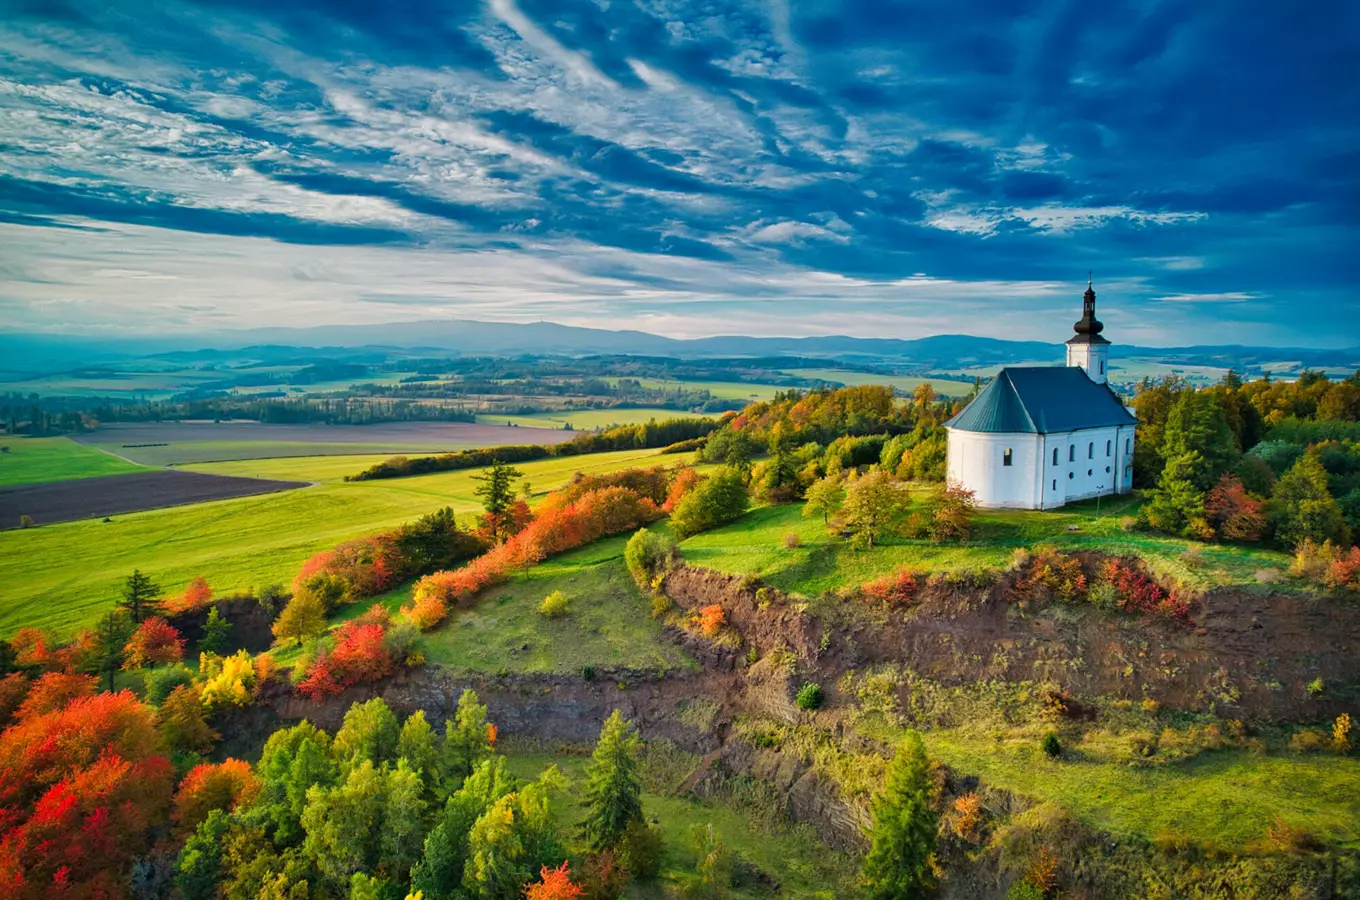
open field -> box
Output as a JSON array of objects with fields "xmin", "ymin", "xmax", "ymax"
[
  {"xmin": 604, "ymin": 376, "xmax": 786, "ymax": 402},
  {"xmin": 0, "ymin": 469, "xmax": 305, "ymax": 528},
  {"xmin": 678, "ymin": 497, "xmax": 1290, "ymax": 596},
  {"xmin": 779, "ymin": 368, "xmax": 976, "ymax": 398},
  {"xmin": 0, "ymin": 435, "xmax": 151, "ymax": 486},
  {"xmin": 73, "ymin": 419, "xmax": 571, "ymax": 465},
  {"xmin": 0, "ymin": 447, "xmax": 689, "ymax": 638},
  {"xmin": 477, "ymin": 407, "xmax": 718, "ymax": 430}
]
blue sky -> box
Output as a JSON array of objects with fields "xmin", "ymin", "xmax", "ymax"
[{"xmin": 0, "ymin": 0, "xmax": 1356, "ymax": 346}]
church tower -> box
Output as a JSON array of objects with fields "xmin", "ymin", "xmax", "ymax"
[{"xmin": 1065, "ymin": 277, "xmax": 1110, "ymax": 385}]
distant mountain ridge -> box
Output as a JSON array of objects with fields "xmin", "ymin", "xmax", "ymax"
[{"xmin": 3, "ymin": 319, "xmax": 1358, "ymax": 376}]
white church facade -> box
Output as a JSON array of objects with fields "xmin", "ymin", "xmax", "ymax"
[{"xmin": 944, "ymin": 281, "xmax": 1137, "ymax": 510}]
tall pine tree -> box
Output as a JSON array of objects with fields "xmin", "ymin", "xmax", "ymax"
[
  {"xmin": 579, "ymin": 710, "xmax": 643, "ymax": 852},
  {"xmin": 118, "ymin": 568, "xmax": 164, "ymax": 623},
  {"xmin": 861, "ymin": 732, "xmax": 938, "ymax": 900}
]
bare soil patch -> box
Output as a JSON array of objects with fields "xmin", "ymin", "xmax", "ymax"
[
  {"xmin": 0, "ymin": 470, "xmax": 307, "ymax": 528},
  {"xmin": 74, "ymin": 420, "xmax": 573, "ymax": 452}
]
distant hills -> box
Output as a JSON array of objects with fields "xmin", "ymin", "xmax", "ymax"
[{"xmin": 3, "ymin": 319, "xmax": 1358, "ymax": 377}]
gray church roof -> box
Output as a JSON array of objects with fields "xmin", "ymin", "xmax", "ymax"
[{"xmin": 945, "ymin": 367, "xmax": 1138, "ymax": 434}]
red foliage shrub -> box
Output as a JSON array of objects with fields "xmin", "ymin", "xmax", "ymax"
[
  {"xmin": 861, "ymin": 568, "xmax": 920, "ymax": 608},
  {"xmin": 1205, "ymin": 474, "xmax": 1265, "ymax": 542},
  {"xmin": 122, "ymin": 617, "xmax": 186, "ymax": 669},
  {"xmin": 524, "ymin": 861, "xmax": 586, "ymax": 900},
  {"xmin": 1101, "ymin": 559, "xmax": 1191, "ymax": 622},
  {"xmin": 695, "ymin": 604, "xmax": 727, "ymax": 636},
  {"xmin": 295, "ymin": 622, "xmax": 396, "ymax": 699},
  {"xmin": 292, "ymin": 533, "xmax": 408, "ymax": 605},
  {"xmin": 172, "ymin": 758, "xmax": 262, "ymax": 834},
  {"xmin": 1324, "ymin": 546, "xmax": 1360, "ymax": 592},
  {"xmin": 0, "ymin": 753, "xmax": 174, "ymax": 900},
  {"xmin": 0, "ymin": 690, "xmax": 164, "ymax": 816},
  {"xmin": 13, "ymin": 673, "xmax": 96, "ymax": 724},
  {"xmin": 165, "ymin": 576, "xmax": 213, "ymax": 614},
  {"xmin": 9, "ymin": 630, "xmax": 52, "ymax": 672}
]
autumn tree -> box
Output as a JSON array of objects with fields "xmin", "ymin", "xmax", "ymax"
[
  {"xmin": 118, "ymin": 568, "xmax": 164, "ymax": 622},
  {"xmin": 1205, "ymin": 473, "xmax": 1266, "ymax": 542},
  {"xmin": 157, "ymin": 684, "xmax": 218, "ymax": 754},
  {"xmin": 580, "ymin": 710, "xmax": 643, "ymax": 851},
  {"xmin": 272, "ymin": 590, "xmax": 328, "ymax": 647},
  {"xmin": 123, "ymin": 616, "xmax": 186, "ymax": 669},
  {"xmin": 861, "ymin": 732, "xmax": 938, "ymax": 900},
  {"xmin": 525, "ymin": 861, "xmax": 586, "ymax": 900},
  {"xmin": 841, "ymin": 468, "xmax": 911, "ymax": 549},
  {"xmin": 173, "ymin": 758, "xmax": 262, "ymax": 835},
  {"xmin": 925, "ymin": 481, "xmax": 977, "ymax": 543}
]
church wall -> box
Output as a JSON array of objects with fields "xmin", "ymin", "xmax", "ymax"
[
  {"xmin": 946, "ymin": 429, "xmax": 1045, "ymax": 508},
  {"xmin": 950, "ymin": 424, "xmax": 1136, "ymax": 510}
]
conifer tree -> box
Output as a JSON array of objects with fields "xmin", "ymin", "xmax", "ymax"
[
  {"xmin": 861, "ymin": 732, "xmax": 938, "ymax": 900},
  {"xmin": 1267, "ymin": 451, "xmax": 1351, "ymax": 547},
  {"xmin": 199, "ymin": 606, "xmax": 233, "ymax": 654},
  {"xmin": 90, "ymin": 609, "xmax": 135, "ymax": 690},
  {"xmin": 119, "ymin": 568, "xmax": 164, "ymax": 623},
  {"xmin": 579, "ymin": 710, "xmax": 643, "ymax": 851}
]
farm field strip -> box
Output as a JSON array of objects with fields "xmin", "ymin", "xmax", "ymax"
[
  {"xmin": 0, "ymin": 469, "xmax": 306, "ymax": 528},
  {"xmin": 0, "ymin": 448, "xmax": 688, "ymax": 637},
  {"xmin": 0, "ymin": 436, "xmax": 152, "ymax": 485},
  {"xmin": 476, "ymin": 407, "xmax": 718, "ymax": 430},
  {"xmin": 778, "ymin": 368, "xmax": 976, "ymax": 398}
]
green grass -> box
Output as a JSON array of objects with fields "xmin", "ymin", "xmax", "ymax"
[
  {"xmin": 477, "ymin": 408, "xmax": 718, "ymax": 430},
  {"xmin": 923, "ymin": 730, "xmax": 1360, "ymax": 849},
  {"xmin": 0, "ymin": 448, "xmax": 689, "ymax": 639},
  {"xmin": 678, "ymin": 497, "xmax": 1290, "ymax": 597},
  {"xmin": 0, "ymin": 436, "xmax": 152, "ymax": 486},
  {"xmin": 503, "ymin": 751, "xmax": 858, "ymax": 898},
  {"xmin": 186, "ymin": 453, "xmax": 455, "ymax": 483},
  {"xmin": 779, "ymin": 368, "xmax": 976, "ymax": 398},
  {"xmin": 603, "ymin": 377, "xmax": 786, "ymax": 402}
]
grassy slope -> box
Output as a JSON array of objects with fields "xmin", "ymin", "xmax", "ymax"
[
  {"xmin": 678, "ymin": 500, "xmax": 1358, "ymax": 849},
  {"xmin": 0, "ymin": 436, "xmax": 152, "ymax": 486},
  {"xmin": 505, "ymin": 751, "xmax": 857, "ymax": 899},
  {"xmin": 275, "ymin": 535, "xmax": 695, "ymax": 675},
  {"xmin": 0, "ymin": 448, "xmax": 687, "ymax": 638},
  {"xmin": 678, "ymin": 497, "xmax": 1289, "ymax": 596}
]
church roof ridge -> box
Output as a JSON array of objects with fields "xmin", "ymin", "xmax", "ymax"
[{"xmin": 945, "ymin": 365, "xmax": 1136, "ymax": 435}]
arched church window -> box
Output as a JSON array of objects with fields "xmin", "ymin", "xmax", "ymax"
[
  {"xmin": 1106, "ymin": 440, "xmax": 1112, "ymax": 456},
  {"xmin": 1100, "ymin": 360, "xmax": 1104, "ymax": 375},
  {"xmin": 1053, "ymin": 448, "xmax": 1059, "ymax": 466},
  {"xmin": 1003, "ymin": 448, "xmax": 1012, "ymax": 467},
  {"xmin": 1088, "ymin": 442, "xmax": 1094, "ymax": 458},
  {"xmin": 1069, "ymin": 446, "xmax": 1075, "ymax": 462},
  {"xmin": 1125, "ymin": 438, "xmax": 1131, "ymax": 454}
]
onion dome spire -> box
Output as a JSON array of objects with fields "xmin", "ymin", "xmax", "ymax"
[{"xmin": 1073, "ymin": 273, "xmax": 1104, "ymax": 337}]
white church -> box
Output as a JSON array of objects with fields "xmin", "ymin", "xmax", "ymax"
[{"xmin": 944, "ymin": 280, "xmax": 1137, "ymax": 510}]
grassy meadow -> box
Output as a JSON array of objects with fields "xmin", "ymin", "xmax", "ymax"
[
  {"xmin": 677, "ymin": 497, "xmax": 1290, "ymax": 597},
  {"xmin": 0, "ymin": 448, "xmax": 689, "ymax": 638},
  {"xmin": 0, "ymin": 436, "xmax": 152, "ymax": 485},
  {"xmin": 91, "ymin": 440, "xmax": 478, "ymax": 468}
]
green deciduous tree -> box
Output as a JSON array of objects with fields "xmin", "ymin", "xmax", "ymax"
[
  {"xmin": 579, "ymin": 710, "xmax": 643, "ymax": 852},
  {"xmin": 119, "ymin": 568, "xmax": 164, "ymax": 623},
  {"xmin": 272, "ymin": 592, "xmax": 328, "ymax": 647},
  {"xmin": 175, "ymin": 809, "xmax": 233, "ymax": 900},
  {"xmin": 444, "ymin": 689, "xmax": 495, "ymax": 786},
  {"xmin": 397, "ymin": 709, "xmax": 441, "ymax": 787},
  {"xmin": 861, "ymin": 732, "xmax": 938, "ymax": 900},
  {"xmin": 332, "ymin": 697, "xmax": 400, "ymax": 774},
  {"xmin": 1267, "ymin": 452, "xmax": 1351, "ymax": 548},
  {"xmin": 669, "ymin": 467, "xmax": 750, "ymax": 538},
  {"xmin": 841, "ymin": 468, "xmax": 911, "ymax": 549},
  {"xmin": 411, "ymin": 756, "xmax": 517, "ymax": 899},
  {"xmin": 803, "ymin": 473, "xmax": 846, "ymax": 524}
]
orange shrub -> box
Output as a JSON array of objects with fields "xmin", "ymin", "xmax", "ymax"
[
  {"xmin": 524, "ymin": 861, "xmax": 585, "ymax": 900},
  {"xmin": 1010, "ymin": 545, "xmax": 1087, "ymax": 601},
  {"xmin": 0, "ymin": 673, "xmax": 29, "ymax": 726},
  {"xmin": 1324, "ymin": 545, "xmax": 1360, "ymax": 592},
  {"xmin": 695, "ymin": 604, "xmax": 727, "ymax": 636},
  {"xmin": 13, "ymin": 673, "xmax": 96, "ymax": 723},
  {"xmin": 172, "ymin": 758, "xmax": 262, "ymax": 834},
  {"xmin": 166, "ymin": 576, "xmax": 213, "ymax": 614},
  {"xmin": 403, "ymin": 591, "xmax": 449, "ymax": 631},
  {"xmin": 295, "ymin": 622, "xmax": 396, "ymax": 699},
  {"xmin": 861, "ymin": 568, "xmax": 920, "ymax": 608},
  {"xmin": 664, "ymin": 466, "xmax": 702, "ymax": 512}
]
